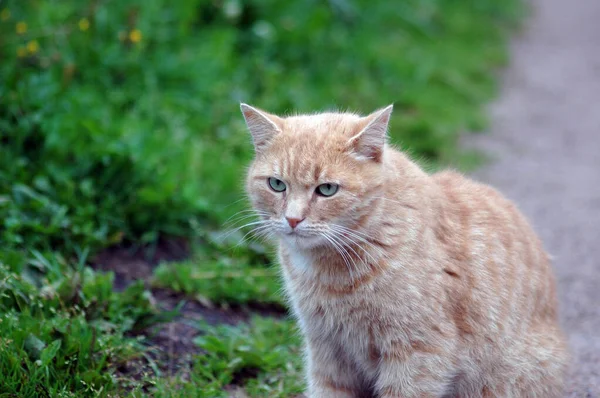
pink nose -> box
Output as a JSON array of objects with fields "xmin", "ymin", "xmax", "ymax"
[{"xmin": 286, "ymin": 217, "xmax": 305, "ymax": 229}]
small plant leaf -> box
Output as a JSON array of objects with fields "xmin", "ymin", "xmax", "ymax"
[{"xmin": 40, "ymin": 340, "xmax": 62, "ymax": 366}]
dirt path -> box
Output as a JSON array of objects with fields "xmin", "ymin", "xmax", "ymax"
[{"xmin": 464, "ymin": 0, "xmax": 600, "ymax": 396}]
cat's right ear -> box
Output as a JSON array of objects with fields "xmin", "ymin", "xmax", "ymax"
[{"xmin": 240, "ymin": 103, "xmax": 283, "ymax": 153}]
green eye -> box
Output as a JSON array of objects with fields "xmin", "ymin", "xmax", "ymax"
[
  {"xmin": 268, "ymin": 177, "xmax": 286, "ymax": 192},
  {"xmin": 316, "ymin": 183, "xmax": 339, "ymax": 197}
]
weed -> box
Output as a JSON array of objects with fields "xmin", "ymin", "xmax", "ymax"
[
  {"xmin": 0, "ymin": 0, "xmax": 523, "ymax": 394},
  {"xmin": 151, "ymin": 317, "xmax": 304, "ymax": 397}
]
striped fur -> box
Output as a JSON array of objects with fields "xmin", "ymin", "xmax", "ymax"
[{"xmin": 241, "ymin": 104, "xmax": 568, "ymax": 398}]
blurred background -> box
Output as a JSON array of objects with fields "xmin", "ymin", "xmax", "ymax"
[{"xmin": 0, "ymin": 0, "xmax": 521, "ymax": 396}]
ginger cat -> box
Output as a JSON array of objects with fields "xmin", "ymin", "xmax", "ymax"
[{"xmin": 240, "ymin": 103, "xmax": 568, "ymax": 398}]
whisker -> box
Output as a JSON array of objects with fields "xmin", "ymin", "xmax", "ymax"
[
  {"xmin": 321, "ymin": 231, "xmax": 355, "ymax": 283},
  {"xmin": 328, "ymin": 229, "xmax": 380, "ymax": 279},
  {"xmin": 327, "ymin": 230, "xmax": 366, "ymax": 265},
  {"xmin": 329, "ymin": 223, "xmax": 382, "ymax": 245},
  {"xmin": 329, "ymin": 223, "xmax": 376, "ymax": 241},
  {"xmin": 223, "ymin": 212, "xmax": 269, "ymax": 228},
  {"xmin": 331, "ymin": 226, "xmax": 383, "ymax": 255},
  {"xmin": 222, "ymin": 209, "xmax": 270, "ymax": 226},
  {"xmin": 226, "ymin": 227, "xmax": 275, "ymax": 254},
  {"xmin": 221, "ymin": 197, "xmax": 250, "ymax": 209},
  {"xmin": 233, "ymin": 224, "xmax": 274, "ymax": 249},
  {"xmin": 332, "ymin": 231, "xmax": 379, "ymax": 267},
  {"xmin": 329, "ymin": 224, "xmax": 385, "ymax": 260},
  {"xmin": 217, "ymin": 220, "xmax": 269, "ymax": 241}
]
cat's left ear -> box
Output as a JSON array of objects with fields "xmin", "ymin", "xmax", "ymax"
[
  {"xmin": 240, "ymin": 103, "xmax": 283, "ymax": 153},
  {"xmin": 348, "ymin": 104, "xmax": 393, "ymax": 162}
]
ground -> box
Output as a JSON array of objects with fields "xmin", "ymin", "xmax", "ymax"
[
  {"xmin": 3, "ymin": 0, "xmax": 597, "ymax": 395},
  {"xmin": 464, "ymin": 0, "xmax": 600, "ymax": 395}
]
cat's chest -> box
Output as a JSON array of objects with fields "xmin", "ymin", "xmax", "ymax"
[
  {"xmin": 283, "ymin": 249, "xmax": 384, "ymax": 327},
  {"xmin": 283, "ymin": 254, "xmax": 410, "ymax": 378},
  {"xmin": 302, "ymin": 294, "xmax": 379, "ymax": 374},
  {"xmin": 287, "ymin": 249, "xmax": 312, "ymax": 273},
  {"xmin": 289, "ymin": 280, "xmax": 378, "ymax": 360}
]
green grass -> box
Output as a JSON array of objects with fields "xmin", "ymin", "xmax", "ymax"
[
  {"xmin": 0, "ymin": 0, "xmax": 523, "ymax": 395},
  {"xmin": 152, "ymin": 231, "xmax": 285, "ymax": 307},
  {"xmin": 153, "ymin": 259, "xmax": 283, "ymax": 307},
  {"xmin": 151, "ymin": 317, "xmax": 304, "ymax": 397},
  {"xmin": 0, "ymin": 261, "xmax": 159, "ymax": 396}
]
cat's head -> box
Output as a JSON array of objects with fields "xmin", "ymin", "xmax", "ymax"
[{"xmin": 241, "ymin": 103, "xmax": 393, "ymax": 250}]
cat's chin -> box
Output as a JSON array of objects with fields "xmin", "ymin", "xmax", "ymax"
[{"xmin": 280, "ymin": 233, "xmax": 325, "ymax": 250}]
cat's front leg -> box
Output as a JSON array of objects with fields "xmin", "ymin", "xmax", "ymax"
[
  {"xmin": 305, "ymin": 338, "xmax": 363, "ymax": 398},
  {"xmin": 375, "ymin": 344, "xmax": 455, "ymax": 398}
]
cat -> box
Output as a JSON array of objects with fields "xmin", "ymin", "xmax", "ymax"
[{"xmin": 240, "ymin": 103, "xmax": 568, "ymax": 398}]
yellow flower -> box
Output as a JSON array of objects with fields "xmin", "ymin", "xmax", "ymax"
[
  {"xmin": 108, "ymin": 231, "xmax": 124, "ymax": 244},
  {"xmin": 17, "ymin": 46, "xmax": 27, "ymax": 58},
  {"xmin": 16, "ymin": 21, "xmax": 27, "ymax": 34},
  {"xmin": 129, "ymin": 29, "xmax": 142, "ymax": 43},
  {"xmin": 78, "ymin": 18, "xmax": 89, "ymax": 31},
  {"xmin": 1, "ymin": 8, "xmax": 10, "ymax": 21},
  {"xmin": 26, "ymin": 40, "xmax": 39, "ymax": 54}
]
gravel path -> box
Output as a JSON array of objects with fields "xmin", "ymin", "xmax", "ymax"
[{"xmin": 464, "ymin": 0, "xmax": 600, "ymax": 396}]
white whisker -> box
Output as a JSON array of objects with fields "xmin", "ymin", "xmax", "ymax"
[
  {"xmin": 329, "ymin": 222, "xmax": 377, "ymax": 242},
  {"xmin": 223, "ymin": 213, "xmax": 267, "ymax": 228},
  {"xmin": 327, "ymin": 230, "xmax": 365, "ymax": 265},
  {"xmin": 234, "ymin": 224, "xmax": 274, "ymax": 249},
  {"xmin": 222, "ymin": 209, "xmax": 270, "ymax": 227},
  {"xmin": 329, "ymin": 223, "xmax": 385, "ymax": 261},
  {"xmin": 218, "ymin": 220, "xmax": 269, "ymax": 241},
  {"xmin": 333, "ymin": 231, "xmax": 379, "ymax": 267},
  {"xmin": 221, "ymin": 197, "xmax": 250, "ymax": 209},
  {"xmin": 321, "ymin": 231, "xmax": 355, "ymax": 283}
]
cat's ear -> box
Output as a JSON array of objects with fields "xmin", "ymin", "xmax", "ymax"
[
  {"xmin": 348, "ymin": 104, "xmax": 393, "ymax": 162},
  {"xmin": 240, "ymin": 103, "xmax": 283, "ymax": 153}
]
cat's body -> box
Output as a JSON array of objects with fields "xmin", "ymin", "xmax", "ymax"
[{"xmin": 241, "ymin": 104, "xmax": 568, "ymax": 398}]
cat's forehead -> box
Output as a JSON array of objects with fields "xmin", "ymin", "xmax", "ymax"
[
  {"xmin": 257, "ymin": 113, "xmax": 362, "ymax": 184},
  {"xmin": 274, "ymin": 112, "xmax": 362, "ymax": 156},
  {"xmin": 282, "ymin": 112, "xmax": 362, "ymax": 136}
]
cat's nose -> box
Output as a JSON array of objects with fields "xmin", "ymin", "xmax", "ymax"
[{"xmin": 286, "ymin": 217, "xmax": 305, "ymax": 229}]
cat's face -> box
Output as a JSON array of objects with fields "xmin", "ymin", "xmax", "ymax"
[{"xmin": 242, "ymin": 104, "xmax": 393, "ymax": 250}]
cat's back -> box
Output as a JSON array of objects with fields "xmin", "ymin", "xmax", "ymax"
[
  {"xmin": 431, "ymin": 170, "xmax": 559, "ymax": 328},
  {"xmin": 432, "ymin": 171, "xmax": 543, "ymax": 251},
  {"xmin": 431, "ymin": 169, "xmax": 545, "ymax": 262}
]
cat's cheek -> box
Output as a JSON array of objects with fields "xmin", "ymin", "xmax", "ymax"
[{"xmin": 317, "ymin": 196, "xmax": 359, "ymax": 223}]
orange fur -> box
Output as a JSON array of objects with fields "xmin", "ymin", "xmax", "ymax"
[{"xmin": 241, "ymin": 104, "xmax": 568, "ymax": 398}]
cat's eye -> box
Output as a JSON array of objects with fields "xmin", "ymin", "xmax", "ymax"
[
  {"xmin": 316, "ymin": 183, "xmax": 339, "ymax": 197},
  {"xmin": 268, "ymin": 177, "xmax": 286, "ymax": 192}
]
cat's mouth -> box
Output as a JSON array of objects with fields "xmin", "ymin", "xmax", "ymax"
[
  {"xmin": 285, "ymin": 230, "xmax": 307, "ymax": 237},
  {"xmin": 281, "ymin": 230, "xmax": 325, "ymax": 250}
]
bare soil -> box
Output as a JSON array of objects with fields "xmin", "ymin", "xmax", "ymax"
[
  {"xmin": 92, "ymin": 238, "xmax": 287, "ymax": 386},
  {"xmin": 93, "ymin": 237, "xmax": 190, "ymax": 291}
]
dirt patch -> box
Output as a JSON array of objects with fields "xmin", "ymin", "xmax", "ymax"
[
  {"xmin": 93, "ymin": 237, "xmax": 287, "ymax": 319},
  {"xmin": 92, "ymin": 237, "xmax": 289, "ymax": 390},
  {"xmin": 230, "ymin": 366, "xmax": 261, "ymax": 385},
  {"xmin": 113, "ymin": 292, "xmax": 244, "ymax": 389},
  {"xmin": 150, "ymin": 287, "xmax": 261, "ymax": 325},
  {"xmin": 92, "ymin": 237, "xmax": 190, "ymax": 290}
]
